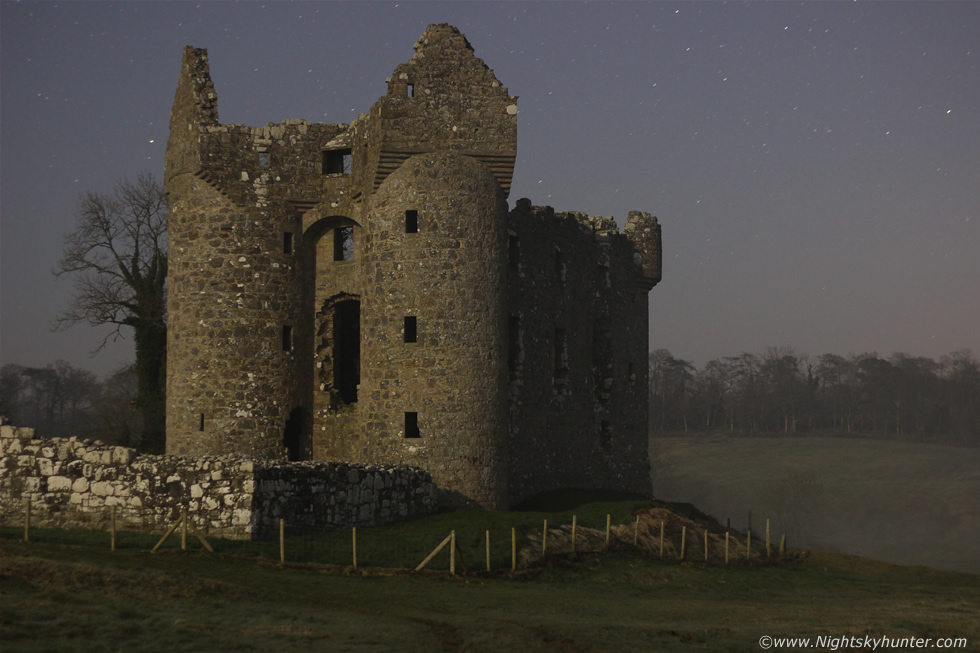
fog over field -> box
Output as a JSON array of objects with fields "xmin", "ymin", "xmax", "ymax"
[{"xmin": 650, "ymin": 435, "xmax": 980, "ymax": 575}]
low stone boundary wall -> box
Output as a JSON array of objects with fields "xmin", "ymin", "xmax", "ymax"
[{"xmin": 0, "ymin": 420, "xmax": 437, "ymax": 540}]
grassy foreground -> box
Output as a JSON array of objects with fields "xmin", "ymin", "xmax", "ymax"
[{"xmin": 2, "ymin": 497, "xmax": 979, "ymax": 652}]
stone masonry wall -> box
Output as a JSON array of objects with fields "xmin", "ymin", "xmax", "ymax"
[{"xmin": 0, "ymin": 420, "xmax": 436, "ymax": 540}]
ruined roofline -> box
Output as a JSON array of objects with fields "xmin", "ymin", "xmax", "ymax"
[{"xmin": 512, "ymin": 198, "xmax": 658, "ymax": 235}]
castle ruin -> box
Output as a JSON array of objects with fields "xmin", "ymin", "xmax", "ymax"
[{"xmin": 164, "ymin": 24, "xmax": 662, "ymax": 509}]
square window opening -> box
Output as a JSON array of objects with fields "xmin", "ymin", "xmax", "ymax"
[
  {"xmin": 404, "ymin": 316, "xmax": 417, "ymax": 343},
  {"xmin": 405, "ymin": 411, "xmax": 420, "ymax": 438},
  {"xmin": 407, "ymin": 83, "xmax": 414, "ymax": 98},
  {"xmin": 405, "ymin": 210, "xmax": 419, "ymax": 234},
  {"xmin": 322, "ymin": 148, "xmax": 352, "ymax": 175},
  {"xmin": 258, "ymin": 152, "xmax": 270, "ymax": 168},
  {"xmin": 282, "ymin": 325, "xmax": 293, "ymax": 352}
]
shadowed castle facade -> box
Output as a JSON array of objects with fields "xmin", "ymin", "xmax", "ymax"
[{"xmin": 164, "ymin": 24, "xmax": 662, "ymax": 509}]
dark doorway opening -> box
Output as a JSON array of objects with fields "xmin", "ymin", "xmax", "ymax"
[{"xmin": 283, "ymin": 407, "xmax": 312, "ymax": 461}]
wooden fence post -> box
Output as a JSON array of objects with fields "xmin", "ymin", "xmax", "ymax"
[
  {"xmin": 542, "ymin": 520, "xmax": 548, "ymax": 556},
  {"xmin": 352, "ymin": 527, "xmax": 358, "ymax": 570},
  {"xmin": 571, "ymin": 515, "xmax": 577, "ymax": 553},
  {"xmin": 511, "ymin": 527, "xmax": 516, "ymax": 570},
  {"xmin": 779, "ymin": 532, "xmax": 786, "ymax": 558},
  {"xmin": 766, "ymin": 518, "xmax": 771, "ymax": 559},
  {"xmin": 605, "ymin": 514, "xmax": 611, "ymax": 549},
  {"xmin": 111, "ymin": 505, "xmax": 117, "ymax": 552},
  {"xmin": 486, "ymin": 530, "xmax": 491, "ymax": 573},
  {"xmin": 725, "ymin": 531, "xmax": 730, "ymax": 564},
  {"xmin": 704, "ymin": 529, "xmax": 709, "ymax": 562},
  {"xmin": 633, "ymin": 515, "xmax": 640, "ymax": 546},
  {"xmin": 450, "ymin": 530, "xmax": 456, "ymax": 576},
  {"xmin": 746, "ymin": 529, "xmax": 752, "ymax": 560},
  {"xmin": 181, "ymin": 508, "xmax": 188, "ymax": 551},
  {"xmin": 659, "ymin": 520, "xmax": 665, "ymax": 559},
  {"xmin": 279, "ymin": 518, "xmax": 285, "ymax": 564},
  {"xmin": 680, "ymin": 526, "xmax": 687, "ymax": 560}
]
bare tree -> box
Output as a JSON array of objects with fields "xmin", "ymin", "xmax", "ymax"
[{"xmin": 53, "ymin": 173, "xmax": 167, "ymax": 452}]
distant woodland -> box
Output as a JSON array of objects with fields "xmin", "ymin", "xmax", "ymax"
[
  {"xmin": 2, "ymin": 347, "xmax": 978, "ymax": 449},
  {"xmin": 650, "ymin": 348, "xmax": 980, "ymax": 445}
]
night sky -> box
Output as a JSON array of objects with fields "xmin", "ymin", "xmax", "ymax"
[{"xmin": 1, "ymin": 1, "xmax": 977, "ymax": 378}]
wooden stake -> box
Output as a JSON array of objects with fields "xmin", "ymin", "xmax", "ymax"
[
  {"xmin": 23, "ymin": 497, "xmax": 30, "ymax": 543},
  {"xmin": 704, "ymin": 529, "xmax": 709, "ymax": 562},
  {"xmin": 659, "ymin": 520, "xmax": 665, "ymax": 559},
  {"xmin": 511, "ymin": 527, "xmax": 516, "ymax": 570},
  {"xmin": 725, "ymin": 531, "xmax": 730, "ymax": 564},
  {"xmin": 680, "ymin": 526, "xmax": 687, "ymax": 560},
  {"xmin": 542, "ymin": 520, "xmax": 548, "ymax": 556},
  {"xmin": 352, "ymin": 527, "xmax": 358, "ymax": 570},
  {"xmin": 110, "ymin": 505, "xmax": 116, "ymax": 552},
  {"xmin": 633, "ymin": 515, "xmax": 640, "ymax": 546},
  {"xmin": 416, "ymin": 533, "xmax": 453, "ymax": 571},
  {"xmin": 450, "ymin": 530, "xmax": 456, "ymax": 576},
  {"xmin": 605, "ymin": 514, "xmax": 611, "ymax": 548},
  {"xmin": 571, "ymin": 515, "xmax": 577, "ymax": 553},
  {"xmin": 186, "ymin": 521, "xmax": 214, "ymax": 553},
  {"xmin": 152, "ymin": 514, "xmax": 184, "ymax": 553},
  {"xmin": 486, "ymin": 530, "xmax": 491, "ymax": 572},
  {"xmin": 779, "ymin": 532, "xmax": 786, "ymax": 558},
  {"xmin": 746, "ymin": 529, "xmax": 752, "ymax": 560},
  {"xmin": 766, "ymin": 518, "xmax": 771, "ymax": 559},
  {"xmin": 279, "ymin": 518, "xmax": 285, "ymax": 564},
  {"xmin": 181, "ymin": 508, "xmax": 188, "ymax": 551}
]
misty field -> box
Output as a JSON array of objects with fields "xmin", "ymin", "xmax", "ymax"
[{"xmin": 650, "ymin": 434, "xmax": 980, "ymax": 575}]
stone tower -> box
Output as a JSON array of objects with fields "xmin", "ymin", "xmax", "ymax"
[{"xmin": 165, "ymin": 25, "xmax": 661, "ymax": 509}]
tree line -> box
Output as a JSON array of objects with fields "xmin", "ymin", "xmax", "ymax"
[
  {"xmin": 0, "ymin": 362, "xmax": 142, "ymax": 446},
  {"xmin": 649, "ymin": 347, "xmax": 980, "ymax": 444}
]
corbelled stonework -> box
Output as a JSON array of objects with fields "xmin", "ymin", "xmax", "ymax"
[{"xmin": 165, "ymin": 24, "xmax": 662, "ymax": 509}]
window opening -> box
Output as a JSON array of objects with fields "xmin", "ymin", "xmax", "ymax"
[
  {"xmin": 322, "ymin": 148, "xmax": 352, "ymax": 175},
  {"xmin": 333, "ymin": 226, "xmax": 354, "ymax": 261},
  {"xmin": 508, "ymin": 235, "xmax": 519, "ymax": 270},
  {"xmin": 283, "ymin": 231, "xmax": 294, "ymax": 255},
  {"xmin": 258, "ymin": 152, "xmax": 270, "ymax": 168},
  {"xmin": 405, "ymin": 210, "xmax": 419, "ymax": 234},
  {"xmin": 407, "ymin": 84, "xmax": 414, "ymax": 98},
  {"xmin": 405, "ymin": 412, "xmax": 420, "ymax": 438},
  {"xmin": 283, "ymin": 408, "xmax": 310, "ymax": 462},
  {"xmin": 404, "ymin": 316, "xmax": 417, "ymax": 343},
  {"xmin": 282, "ymin": 325, "xmax": 293, "ymax": 352},
  {"xmin": 600, "ymin": 421, "xmax": 612, "ymax": 450},
  {"xmin": 199, "ymin": 413, "xmax": 205, "ymax": 432},
  {"xmin": 333, "ymin": 300, "xmax": 360, "ymax": 406}
]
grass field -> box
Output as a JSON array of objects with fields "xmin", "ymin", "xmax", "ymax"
[
  {"xmin": 650, "ymin": 434, "xmax": 980, "ymax": 575},
  {"xmin": 3, "ymin": 528, "xmax": 978, "ymax": 651},
  {"xmin": 3, "ymin": 489, "xmax": 979, "ymax": 652}
]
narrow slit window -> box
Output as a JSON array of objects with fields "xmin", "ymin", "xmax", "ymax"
[
  {"xmin": 333, "ymin": 226, "xmax": 354, "ymax": 261},
  {"xmin": 404, "ymin": 316, "xmax": 417, "ymax": 343},
  {"xmin": 199, "ymin": 413, "xmax": 205, "ymax": 432},
  {"xmin": 405, "ymin": 209, "xmax": 419, "ymax": 234},
  {"xmin": 258, "ymin": 152, "xmax": 270, "ymax": 168},
  {"xmin": 405, "ymin": 412, "xmax": 420, "ymax": 438},
  {"xmin": 322, "ymin": 148, "xmax": 352, "ymax": 175},
  {"xmin": 508, "ymin": 235, "xmax": 519, "ymax": 270},
  {"xmin": 407, "ymin": 83, "xmax": 415, "ymax": 98},
  {"xmin": 283, "ymin": 231, "xmax": 294, "ymax": 255},
  {"xmin": 600, "ymin": 421, "xmax": 612, "ymax": 450},
  {"xmin": 282, "ymin": 325, "xmax": 293, "ymax": 352}
]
